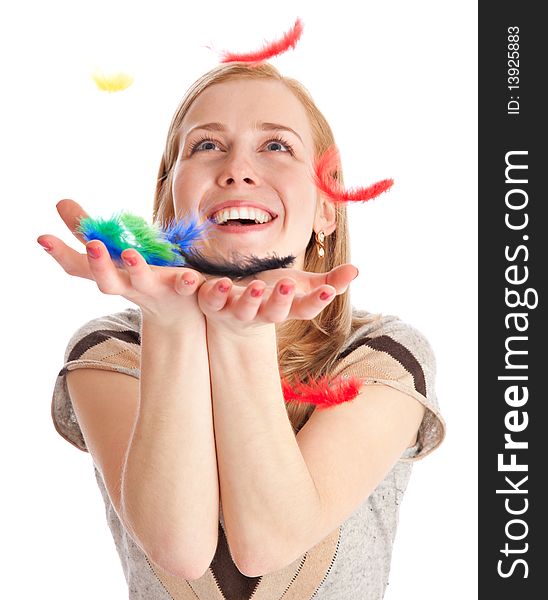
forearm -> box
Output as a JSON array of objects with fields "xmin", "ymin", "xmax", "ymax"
[
  {"xmin": 122, "ymin": 311, "xmax": 218, "ymax": 575},
  {"xmin": 206, "ymin": 323, "xmax": 322, "ymax": 570}
]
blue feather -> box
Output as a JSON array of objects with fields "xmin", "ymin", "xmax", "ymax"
[
  {"xmin": 162, "ymin": 212, "xmax": 214, "ymax": 257},
  {"xmin": 78, "ymin": 210, "xmax": 213, "ymax": 267},
  {"xmin": 78, "ymin": 213, "xmax": 129, "ymax": 265}
]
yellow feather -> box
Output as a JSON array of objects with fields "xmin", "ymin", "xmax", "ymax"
[{"xmin": 92, "ymin": 70, "xmax": 134, "ymax": 92}]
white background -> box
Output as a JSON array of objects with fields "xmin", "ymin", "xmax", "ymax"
[{"xmin": 1, "ymin": 1, "xmax": 477, "ymax": 598}]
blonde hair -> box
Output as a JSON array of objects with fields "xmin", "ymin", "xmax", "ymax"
[{"xmin": 152, "ymin": 62, "xmax": 379, "ymax": 433}]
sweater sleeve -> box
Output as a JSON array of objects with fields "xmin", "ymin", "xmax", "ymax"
[
  {"xmin": 50, "ymin": 308, "xmax": 142, "ymax": 452},
  {"xmin": 331, "ymin": 315, "xmax": 446, "ymax": 462}
]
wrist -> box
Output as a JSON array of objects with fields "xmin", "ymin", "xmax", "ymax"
[
  {"xmin": 206, "ymin": 318, "xmax": 275, "ymax": 341},
  {"xmin": 141, "ymin": 306, "xmax": 206, "ymax": 335}
]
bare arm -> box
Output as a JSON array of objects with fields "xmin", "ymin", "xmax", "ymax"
[
  {"xmin": 206, "ymin": 322, "xmax": 322, "ymax": 576},
  {"xmin": 41, "ymin": 200, "xmax": 219, "ymax": 580},
  {"xmin": 122, "ymin": 312, "xmax": 219, "ymax": 580},
  {"xmin": 196, "ymin": 270, "xmax": 425, "ymax": 578}
]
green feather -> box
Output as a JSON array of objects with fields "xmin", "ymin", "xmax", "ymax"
[
  {"xmin": 120, "ymin": 213, "xmax": 180, "ymax": 264},
  {"xmin": 77, "ymin": 212, "xmax": 132, "ymax": 261}
]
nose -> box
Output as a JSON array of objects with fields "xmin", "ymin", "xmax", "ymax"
[{"xmin": 216, "ymin": 148, "xmax": 260, "ymax": 188}]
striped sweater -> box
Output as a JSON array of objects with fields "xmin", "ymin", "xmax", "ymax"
[{"xmin": 51, "ymin": 306, "xmax": 445, "ymax": 599}]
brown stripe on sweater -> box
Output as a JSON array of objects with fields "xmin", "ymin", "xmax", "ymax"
[
  {"xmin": 336, "ymin": 334, "xmax": 373, "ymax": 361},
  {"xmin": 337, "ymin": 335, "xmax": 426, "ymax": 397},
  {"xmin": 149, "ymin": 517, "xmax": 340, "ymax": 599},
  {"xmin": 66, "ymin": 329, "xmax": 141, "ymax": 363},
  {"xmin": 208, "ymin": 522, "xmax": 262, "ymax": 598}
]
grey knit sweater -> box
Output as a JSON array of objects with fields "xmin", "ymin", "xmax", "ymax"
[{"xmin": 51, "ymin": 307, "xmax": 445, "ymax": 599}]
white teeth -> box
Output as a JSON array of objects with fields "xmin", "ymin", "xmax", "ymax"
[{"xmin": 211, "ymin": 206, "xmax": 273, "ymax": 224}]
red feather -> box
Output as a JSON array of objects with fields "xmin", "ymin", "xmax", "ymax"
[
  {"xmin": 218, "ymin": 18, "xmax": 304, "ymax": 65},
  {"xmin": 313, "ymin": 145, "xmax": 394, "ymax": 203},
  {"xmin": 281, "ymin": 374, "xmax": 365, "ymax": 410}
]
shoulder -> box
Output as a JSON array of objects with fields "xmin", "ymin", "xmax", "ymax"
[
  {"xmin": 61, "ymin": 307, "xmax": 142, "ymax": 376},
  {"xmin": 53, "ymin": 307, "xmax": 142, "ymax": 452},
  {"xmin": 65, "ymin": 308, "xmax": 141, "ymax": 348},
  {"xmin": 338, "ymin": 308, "xmax": 436, "ymax": 379},
  {"xmin": 331, "ymin": 307, "xmax": 445, "ymax": 461},
  {"xmin": 67, "ymin": 306, "xmax": 141, "ymax": 342}
]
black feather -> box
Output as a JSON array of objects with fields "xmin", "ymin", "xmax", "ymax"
[{"xmin": 180, "ymin": 249, "xmax": 295, "ymax": 279}]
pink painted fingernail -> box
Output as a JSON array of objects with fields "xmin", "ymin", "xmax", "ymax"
[
  {"xmin": 38, "ymin": 239, "xmax": 53, "ymax": 252},
  {"xmin": 87, "ymin": 245, "xmax": 101, "ymax": 259},
  {"xmin": 279, "ymin": 284, "xmax": 293, "ymax": 295},
  {"xmin": 251, "ymin": 287, "xmax": 264, "ymax": 298},
  {"xmin": 122, "ymin": 253, "xmax": 137, "ymax": 267},
  {"xmin": 218, "ymin": 282, "xmax": 230, "ymax": 293},
  {"xmin": 320, "ymin": 291, "xmax": 334, "ymax": 301}
]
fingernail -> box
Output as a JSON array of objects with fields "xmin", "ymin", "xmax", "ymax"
[
  {"xmin": 182, "ymin": 275, "xmax": 196, "ymax": 286},
  {"xmin": 320, "ymin": 291, "xmax": 334, "ymax": 301},
  {"xmin": 38, "ymin": 240, "xmax": 53, "ymax": 252},
  {"xmin": 87, "ymin": 245, "xmax": 101, "ymax": 259},
  {"xmin": 251, "ymin": 287, "xmax": 264, "ymax": 298},
  {"xmin": 279, "ymin": 284, "xmax": 293, "ymax": 295},
  {"xmin": 218, "ymin": 282, "xmax": 230, "ymax": 293},
  {"xmin": 122, "ymin": 253, "xmax": 137, "ymax": 267}
]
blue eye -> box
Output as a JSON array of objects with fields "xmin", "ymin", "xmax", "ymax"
[
  {"xmin": 188, "ymin": 135, "xmax": 295, "ymax": 155},
  {"xmin": 266, "ymin": 140, "xmax": 289, "ymax": 152},
  {"xmin": 190, "ymin": 137, "xmax": 219, "ymax": 153},
  {"xmin": 265, "ymin": 135, "xmax": 295, "ymax": 154},
  {"xmin": 198, "ymin": 141, "xmax": 217, "ymax": 150}
]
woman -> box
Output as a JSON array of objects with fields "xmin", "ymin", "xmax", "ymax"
[{"xmin": 41, "ymin": 62, "xmax": 445, "ymax": 599}]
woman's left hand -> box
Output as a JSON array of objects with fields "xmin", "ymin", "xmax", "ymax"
[{"xmin": 197, "ymin": 263, "xmax": 358, "ymax": 336}]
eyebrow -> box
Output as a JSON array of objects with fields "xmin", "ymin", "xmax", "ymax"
[{"xmin": 185, "ymin": 121, "xmax": 304, "ymax": 145}]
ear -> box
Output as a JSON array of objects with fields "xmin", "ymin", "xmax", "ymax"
[{"xmin": 314, "ymin": 194, "xmax": 337, "ymax": 236}]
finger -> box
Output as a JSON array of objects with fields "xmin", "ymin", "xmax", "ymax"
[
  {"xmin": 259, "ymin": 278, "xmax": 296, "ymax": 323},
  {"xmin": 324, "ymin": 264, "xmax": 359, "ymax": 293},
  {"xmin": 251, "ymin": 264, "xmax": 358, "ymax": 295},
  {"xmin": 174, "ymin": 268, "xmax": 206, "ymax": 296},
  {"xmin": 119, "ymin": 249, "xmax": 165, "ymax": 295},
  {"xmin": 56, "ymin": 199, "xmax": 90, "ymax": 245},
  {"xmin": 199, "ymin": 277, "xmax": 233, "ymax": 312},
  {"xmin": 291, "ymin": 284, "xmax": 337, "ymax": 320},
  {"xmin": 86, "ymin": 241, "xmax": 131, "ymax": 295},
  {"xmin": 37, "ymin": 234, "xmax": 94, "ymax": 280},
  {"xmin": 282, "ymin": 264, "xmax": 358, "ymax": 293},
  {"xmin": 231, "ymin": 280, "xmax": 267, "ymax": 321}
]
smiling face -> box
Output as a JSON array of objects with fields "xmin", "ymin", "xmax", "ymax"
[{"xmin": 171, "ymin": 78, "xmax": 336, "ymax": 270}]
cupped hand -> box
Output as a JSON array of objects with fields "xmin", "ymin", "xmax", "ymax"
[
  {"xmin": 38, "ymin": 199, "xmax": 207, "ymax": 326},
  {"xmin": 197, "ymin": 263, "xmax": 359, "ymax": 336},
  {"xmin": 245, "ymin": 263, "xmax": 359, "ymax": 296}
]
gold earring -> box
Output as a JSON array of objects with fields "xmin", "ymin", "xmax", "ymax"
[{"xmin": 315, "ymin": 230, "xmax": 326, "ymax": 259}]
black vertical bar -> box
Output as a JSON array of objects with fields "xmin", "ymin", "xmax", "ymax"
[{"xmin": 479, "ymin": 2, "xmax": 546, "ymax": 598}]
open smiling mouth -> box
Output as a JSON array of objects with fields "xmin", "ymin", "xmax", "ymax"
[
  {"xmin": 210, "ymin": 216, "xmax": 278, "ymax": 231},
  {"xmin": 209, "ymin": 205, "xmax": 277, "ymax": 227},
  {"xmin": 220, "ymin": 218, "xmax": 259, "ymax": 226}
]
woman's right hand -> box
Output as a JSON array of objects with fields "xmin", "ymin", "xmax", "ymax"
[{"xmin": 37, "ymin": 199, "xmax": 207, "ymax": 327}]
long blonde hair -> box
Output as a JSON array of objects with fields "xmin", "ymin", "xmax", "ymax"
[{"xmin": 152, "ymin": 62, "xmax": 379, "ymax": 433}]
